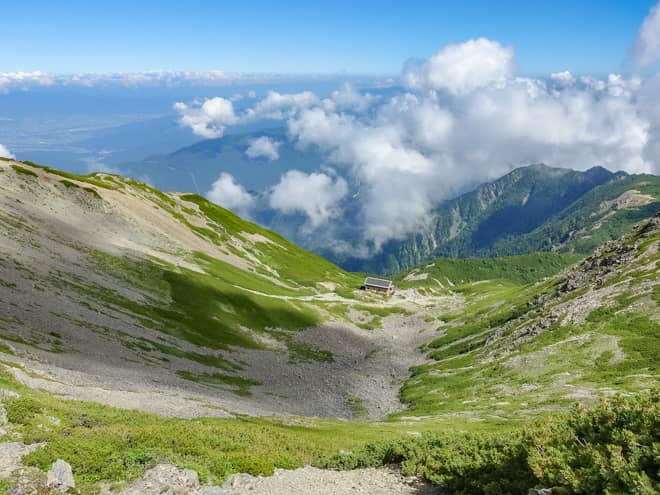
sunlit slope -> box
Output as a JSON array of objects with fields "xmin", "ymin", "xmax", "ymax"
[
  {"xmin": 3, "ymin": 159, "xmax": 419, "ymax": 418},
  {"xmin": 0, "ymin": 158, "xmax": 361, "ymax": 342},
  {"xmin": 400, "ymin": 214, "xmax": 660, "ymax": 421},
  {"xmin": 395, "ymin": 252, "xmax": 581, "ymax": 288}
]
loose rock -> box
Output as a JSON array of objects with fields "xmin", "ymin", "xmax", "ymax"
[
  {"xmin": 214, "ymin": 465, "xmax": 440, "ymax": 495},
  {"xmin": 46, "ymin": 459, "xmax": 75, "ymax": 493},
  {"xmin": 101, "ymin": 464, "xmax": 201, "ymax": 495}
]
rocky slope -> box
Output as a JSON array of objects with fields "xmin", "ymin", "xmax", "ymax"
[
  {"xmin": 0, "ymin": 159, "xmax": 456, "ymax": 421},
  {"xmin": 401, "ymin": 213, "xmax": 659, "ymax": 419}
]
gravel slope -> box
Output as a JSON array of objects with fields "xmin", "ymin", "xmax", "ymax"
[{"xmin": 216, "ymin": 466, "xmax": 440, "ymax": 495}]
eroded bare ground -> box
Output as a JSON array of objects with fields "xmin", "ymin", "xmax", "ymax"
[
  {"xmin": 2, "ymin": 308, "xmax": 454, "ymax": 420},
  {"xmin": 0, "ymin": 162, "xmax": 461, "ymax": 420}
]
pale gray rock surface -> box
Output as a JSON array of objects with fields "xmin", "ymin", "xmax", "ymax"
[
  {"xmin": 46, "ymin": 459, "xmax": 76, "ymax": 493},
  {"xmin": 98, "ymin": 464, "xmax": 439, "ymax": 495},
  {"xmin": 100, "ymin": 464, "xmax": 201, "ymax": 495},
  {"xmin": 0, "ymin": 442, "xmax": 44, "ymax": 478}
]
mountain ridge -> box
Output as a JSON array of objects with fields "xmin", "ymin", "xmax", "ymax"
[{"xmin": 334, "ymin": 163, "xmax": 660, "ymax": 274}]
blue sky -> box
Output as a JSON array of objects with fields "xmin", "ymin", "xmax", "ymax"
[{"xmin": 2, "ymin": 0, "xmax": 657, "ymax": 75}]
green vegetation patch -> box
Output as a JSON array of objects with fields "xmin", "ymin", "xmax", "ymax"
[
  {"xmin": 325, "ymin": 391, "xmax": 660, "ymax": 495},
  {"xmin": 58, "ymin": 179, "xmax": 102, "ymax": 199},
  {"xmin": 181, "ymin": 194, "xmax": 363, "ymax": 290},
  {"xmin": 396, "ymin": 252, "xmax": 580, "ymax": 288},
  {"xmin": 286, "ymin": 340, "xmax": 334, "ymax": 363},
  {"xmin": 19, "ymin": 160, "xmax": 118, "ymax": 189},
  {"xmin": 129, "ymin": 337, "xmax": 240, "ymax": 371},
  {"xmin": 0, "ymin": 368, "xmax": 409, "ymax": 491},
  {"xmin": 346, "ymin": 396, "xmax": 368, "ymax": 420},
  {"xmin": 79, "ymin": 250, "xmax": 322, "ymax": 354},
  {"xmin": 11, "ymin": 164, "xmax": 38, "ymax": 177}
]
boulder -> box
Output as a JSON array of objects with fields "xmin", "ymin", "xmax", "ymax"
[
  {"xmin": 46, "ymin": 459, "xmax": 75, "ymax": 493},
  {"xmin": 104, "ymin": 464, "xmax": 201, "ymax": 495}
]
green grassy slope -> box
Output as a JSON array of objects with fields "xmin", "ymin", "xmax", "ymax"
[
  {"xmin": 0, "ymin": 159, "xmax": 388, "ymax": 393},
  {"xmin": 395, "ymin": 252, "xmax": 581, "ymax": 288},
  {"xmin": 399, "ymin": 215, "xmax": 660, "ymax": 421},
  {"xmin": 493, "ymin": 173, "xmax": 660, "ymax": 255}
]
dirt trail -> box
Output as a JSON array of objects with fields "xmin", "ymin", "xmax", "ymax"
[{"xmin": 214, "ymin": 466, "xmax": 439, "ymax": 495}]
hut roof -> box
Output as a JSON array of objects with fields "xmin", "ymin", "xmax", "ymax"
[{"xmin": 364, "ymin": 277, "xmax": 393, "ymax": 289}]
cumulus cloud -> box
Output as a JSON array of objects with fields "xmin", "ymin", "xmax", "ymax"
[
  {"xmin": 245, "ymin": 90, "xmax": 320, "ymax": 120},
  {"xmin": 191, "ymin": 33, "xmax": 660, "ymax": 253},
  {"xmin": 269, "ymin": 170, "xmax": 348, "ymax": 228},
  {"xmin": 246, "ymin": 136, "xmax": 281, "ymax": 160},
  {"xmin": 402, "ymin": 38, "xmax": 514, "ymax": 94},
  {"xmin": 550, "ymin": 71, "xmax": 575, "ymax": 86},
  {"xmin": 174, "ymin": 97, "xmax": 238, "ymax": 138},
  {"xmin": 0, "ymin": 144, "xmax": 15, "ymax": 159},
  {"xmin": 326, "ymin": 84, "xmax": 379, "ymax": 112},
  {"xmin": 175, "ymin": 90, "xmax": 323, "ymax": 137},
  {"xmin": 632, "ymin": 2, "xmax": 660, "ymax": 68},
  {"xmin": 207, "ymin": 173, "xmax": 255, "ymax": 214}
]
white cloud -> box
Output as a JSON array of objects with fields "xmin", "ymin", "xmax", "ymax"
[
  {"xmin": 0, "ymin": 71, "xmax": 358, "ymax": 94},
  {"xmin": 402, "ymin": 38, "xmax": 514, "ymax": 94},
  {"xmin": 632, "ymin": 2, "xmax": 660, "ymax": 68},
  {"xmin": 0, "ymin": 144, "xmax": 15, "ymax": 159},
  {"xmin": 271, "ymin": 41, "xmax": 655, "ymax": 249},
  {"xmin": 176, "ymin": 90, "xmax": 321, "ymax": 137},
  {"xmin": 326, "ymin": 83, "xmax": 378, "ymax": 112},
  {"xmin": 173, "ymin": 34, "xmax": 660, "ymax": 253},
  {"xmin": 550, "ymin": 71, "xmax": 575, "ymax": 86},
  {"xmin": 174, "ymin": 97, "xmax": 238, "ymax": 138},
  {"xmin": 245, "ymin": 90, "xmax": 320, "ymax": 120},
  {"xmin": 269, "ymin": 170, "xmax": 348, "ymax": 228},
  {"xmin": 246, "ymin": 136, "xmax": 281, "ymax": 160},
  {"xmin": 0, "ymin": 71, "xmax": 53, "ymax": 93},
  {"xmin": 207, "ymin": 173, "xmax": 255, "ymax": 214}
]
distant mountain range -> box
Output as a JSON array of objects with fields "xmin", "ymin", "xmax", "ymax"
[
  {"xmin": 336, "ymin": 164, "xmax": 660, "ymax": 273},
  {"xmin": 122, "ymin": 127, "xmax": 326, "ymax": 193}
]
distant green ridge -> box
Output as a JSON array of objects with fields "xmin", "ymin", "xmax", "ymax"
[{"xmin": 338, "ymin": 164, "xmax": 660, "ymax": 274}]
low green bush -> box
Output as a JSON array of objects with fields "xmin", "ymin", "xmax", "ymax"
[
  {"xmin": 528, "ymin": 390, "xmax": 659, "ymax": 494},
  {"xmin": 324, "ymin": 391, "xmax": 660, "ymax": 495}
]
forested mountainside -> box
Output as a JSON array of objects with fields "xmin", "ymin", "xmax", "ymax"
[{"xmin": 338, "ymin": 164, "xmax": 660, "ymax": 274}]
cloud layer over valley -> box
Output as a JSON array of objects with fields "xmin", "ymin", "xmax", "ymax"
[
  {"xmin": 177, "ymin": 4, "xmax": 660, "ymax": 255},
  {"xmin": 8, "ymin": 4, "xmax": 659, "ymax": 259}
]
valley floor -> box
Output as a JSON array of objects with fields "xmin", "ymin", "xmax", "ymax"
[
  {"xmin": 0, "ymin": 159, "xmax": 460, "ymax": 421},
  {"xmin": 2, "ymin": 299, "xmax": 457, "ymax": 420}
]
